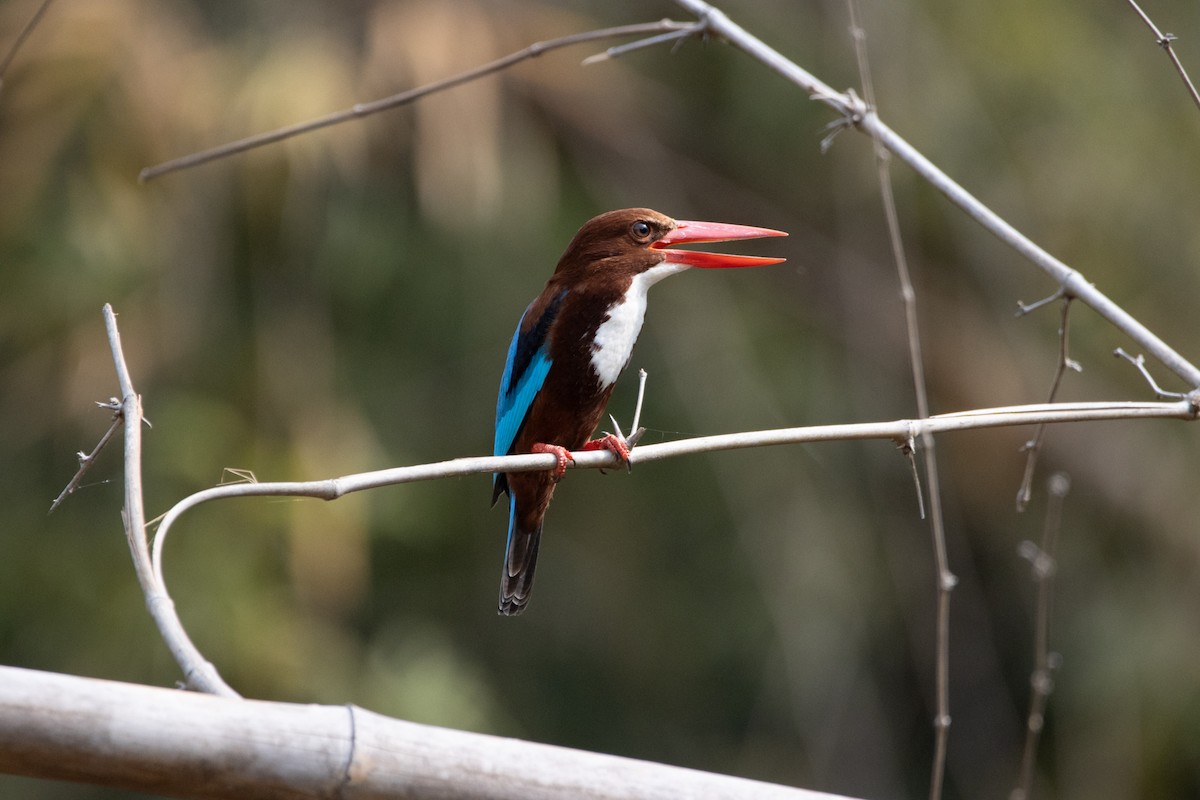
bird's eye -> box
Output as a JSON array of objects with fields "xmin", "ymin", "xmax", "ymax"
[{"xmin": 630, "ymin": 221, "xmax": 653, "ymax": 241}]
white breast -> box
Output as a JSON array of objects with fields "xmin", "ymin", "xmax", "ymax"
[{"xmin": 589, "ymin": 261, "xmax": 690, "ymax": 388}]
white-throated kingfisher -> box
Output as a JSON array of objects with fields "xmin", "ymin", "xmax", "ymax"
[{"xmin": 492, "ymin": 208, "xmax": 787, "ymax": 615}]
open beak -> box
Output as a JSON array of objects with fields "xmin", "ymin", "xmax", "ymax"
[{"xmin": 651, "ymin": 219, "xmax": 788, "ymax": 269}]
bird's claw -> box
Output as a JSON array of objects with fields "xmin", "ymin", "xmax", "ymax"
[
  {"xmin": 531, "ymin": 442, "xmax": 575, "ymax": 481},
  {"xmin": 586, "ymin": 420, "xmax": 639, "ymax": 474}
]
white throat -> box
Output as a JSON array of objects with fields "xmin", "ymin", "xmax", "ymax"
[{"xmin": 589, "ymin": 261, "xmax": 689, "ymax": 389}]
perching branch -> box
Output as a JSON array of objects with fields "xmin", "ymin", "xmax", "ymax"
[
  {"xmin": 671, "ymin": 0, "xmax": 1200, "ymax": 393},
  {"xmin": 143, "ymin": 394, "xmax": 1195, "ymax": 695},
  {"xmin": 137, "ymin": 18, "xmax": 703, "ymax": 182},
  {"xmin": 1123, "ymin": 0, "xmax": 1200, "ymax": 115}
]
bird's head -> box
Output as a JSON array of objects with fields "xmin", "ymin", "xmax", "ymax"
[{"xmin": 553, "ymin": 208, "xmax": 787, "ymax": 282}]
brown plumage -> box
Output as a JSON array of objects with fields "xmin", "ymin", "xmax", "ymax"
[{"xmin": 492, "ymin": 209, "xmax": 786, "ymax": 615}]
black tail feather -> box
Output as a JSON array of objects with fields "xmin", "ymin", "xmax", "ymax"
[{"xmin": 499, "ymin": 518, "xmax": 541, "ymax": 616}]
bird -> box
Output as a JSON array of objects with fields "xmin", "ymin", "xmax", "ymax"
[{"xmin": 492, "ymin": 208, "xmax": 787, "ymax": 615}]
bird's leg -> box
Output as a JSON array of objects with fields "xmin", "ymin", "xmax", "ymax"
[{"xmin": 531, "ymin": 442, "xmax": 575, "ymax": 481}]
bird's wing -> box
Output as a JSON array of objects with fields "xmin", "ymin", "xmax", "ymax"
[{"xmin": 494, "ymin": 289, "xmax": 568, "ymax": 467}]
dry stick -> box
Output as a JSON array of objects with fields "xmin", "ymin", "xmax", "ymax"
[
  {"xmin": 1011, "ymin": 472, "xmax": 1069, "ymax": 800},
  {"xmin": 142, "ymin": 397, "xmax": 1192, "ymax": 694},
  {"xmin": 1124, "ymin": 0, "xmax": 1200, "ymax": 114},
  {"xmin": 138, "ymin": 19, "xmax": 702, "ymax": 182},
  {"xmin": 0, "ymin": 0, "xmax": 55, "ymax": 95},
  {"xmin": 844, "ymin": 2, "xmax": 954, "ymax": 796},
  {"xmin": 148, "ymin": 399, "xmax": 1196, "ymax": 632},
  {"xmin": 670, "ymin": 0, "xmax": 1200, "ymax": 393},
  {"xmin": 101, "ymin": 305, "xmax": 239, "ymax": 698},
  {"xmin": 1015, "ymin": 298, "xmax": 1081, "ymax": 512},
  {"xmin": 49, "ymin": 400, "xmax": 123, "ymax": 513},
  {"xmin": 1114, "ymin": 347, "xmax": 1189, "ymax": 400}
]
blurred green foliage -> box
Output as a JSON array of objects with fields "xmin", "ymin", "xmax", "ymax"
[{"xmin": 2, "ymin": 1, "xmax": 1199, "ymax": 798}]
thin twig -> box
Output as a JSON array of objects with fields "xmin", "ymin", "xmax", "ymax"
[
  {"xmin": 49, "ymin": 400, "xmax": 123, "ymax": 513},
  {"xmin": 630, "ymin": 368, "xmax": 648, "ymax": 444},
  {"xmin": 581, "ymin": 26, "xmax": 701, "ymax": 65},
  {"xmin": 898, "ymin": 435, "xmax": 926, "ymax": 519},
  {"xmin": 1015, "ymin": 287, "xmax": 1067, "ymax": 318},
  {"xmin": 670, "ymin": 0, "xmax": 1200, "ymax": 393},
  {"xmin": 0, "ymin": 0, "xmax": 55, "ymax": 96},
  {"xmin": 138, "ymin": 19, "xmax": 700, "ymax": 182},
  {"xmin": 844, "ymin": 2, "xmax": 954, "ymax": 795},
  {"xmin": 1016, "ymin": 298, "xmax": 1082, "ymax": 511},
  {"xmin": 1011, "ymin": 472, "xmax": 1069, "ymax": 800},
  {"xmin": 1123, "ymin": 0, "xmax": 1200, "ymax": 115},
  {"xmin": 102, "ymin": 305, "xmax": 239, "ymax": 698},
  {"xmin": 148, "ymin": 398, "xmax": 1196, "ymax": 642},
  {"xmin": 605, "ymin": 369, "xmax": 650, "ymax": 456},
  {"xmin": 1114, "ymin": 347, "xmax": 1190, "ymax": 400}
]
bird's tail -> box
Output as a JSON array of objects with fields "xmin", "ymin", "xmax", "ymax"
[{"xmin": 499, "ymin": 496, "xmax": 541, "ymax": 616}]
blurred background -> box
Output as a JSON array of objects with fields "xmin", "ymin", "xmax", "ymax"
[{"xmin": 2, "ymin": 0, "xmax": 1199, "ymax": 798}]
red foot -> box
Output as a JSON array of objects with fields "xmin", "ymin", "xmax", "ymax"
[
  {"xmin": 532, "ymin": 442, "xmax": 575, "ymax": 481},
  {"xmin": 583, "ymin": 433, "xmax": 632, "ymax": 467}
]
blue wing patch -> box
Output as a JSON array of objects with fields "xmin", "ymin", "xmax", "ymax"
[{"xmin": 493, "ymin": 290, "xmax": 567, "ymax": 500}]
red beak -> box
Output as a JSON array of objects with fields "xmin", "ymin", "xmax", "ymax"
[{"xmin": 652, "ymin": 219, "xmax": 788, "ymax": 269}]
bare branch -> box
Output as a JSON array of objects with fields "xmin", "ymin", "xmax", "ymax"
[
  {"xmin": 1114, "ymin": 347, "xmax": 1191, "ymax": 400},
  {"xmin": 1015, "ymin": 286, "xmax": 1067, "ymax": 317},
  {"xmin": 1011, "ymin": 472, "xmax": 1070, "ymax": 800},
  {"xmin": 138, "ymin": 19, "xmax": 700, "ymax": 182},
  {"xmin": 101, "ymin": 304, "xmax": 239, "ymax": 698},
  {"xmin": 49, "ymin": 401, "xmax": 123, "ymax": 514},
  {"xmin": 631, "ymin": 368, "xmax": 648, "ymax": 437},
  {"xmin": 1123, "ymin": 0, "xmax": 1200, "ymax": 115},
  {"xmin": 581, "ymin": 24, "xmax": 704, "ymax": 65},
  {"xmin": 0, "ymin": 0, "xmax": 55, "ymax": 97},
  {"xmin": 842, "ymin": 3, "xmax": 954, "ymax": 793},
  {"xmin": 672, "ymin": 0, "xmax": 1200, "ymax": 392},
  {"xmin": 147, "ymin": 398, "xmax": 1196, "ymax": 688},
  {"xmin": 1016, "ymin": 298, "xmax": 1082, "ymax": 512}
]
